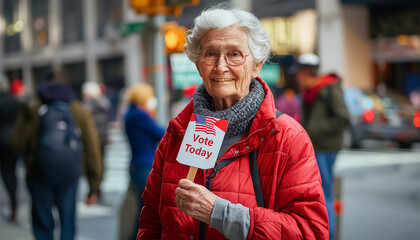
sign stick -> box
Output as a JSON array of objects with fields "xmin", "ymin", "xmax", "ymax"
[{"xmin": 186, "ymin": 166, "xmax": 198, "ymax": 181}]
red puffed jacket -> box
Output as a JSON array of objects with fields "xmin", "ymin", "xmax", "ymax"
[{"xmin": 138, "ymin": 77, "xmax": 329, "ymax": 240}]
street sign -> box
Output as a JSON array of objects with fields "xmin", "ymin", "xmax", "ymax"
[
  {"xmin": 170, "ymin": 53, "xmax": 202, "ymax": 89},
  {"xmin": 119, "ymin": 22, "xmax": 147, "ymax": 36},
  {"xmin": 259, "ymin": 63, "xmax": 280, "ymax": 85}
]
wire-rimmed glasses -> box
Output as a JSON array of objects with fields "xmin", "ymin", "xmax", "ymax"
[{"xmin": 199, "ymin": 49, "xmax": 250, "ymax": 66}]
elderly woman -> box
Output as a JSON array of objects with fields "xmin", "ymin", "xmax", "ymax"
[{"xmin": 137, "ymin": 5, "xmax": 328, "ymax": 240}]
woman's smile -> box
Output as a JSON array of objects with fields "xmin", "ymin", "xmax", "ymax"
[{"xmin": 211, "ymin": 78, "xmax": 234, "ymax": 82}]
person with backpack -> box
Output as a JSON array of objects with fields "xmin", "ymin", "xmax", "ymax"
[
  {"xmin": 295, "ymin": 53, "xmax": 351, "ymax": 240},
  {"xmin": 19, "ymin": 73, "xmax": 102, "ymax": 240},
  {"xmin": 137, "ymin": 5, "xmax": 328, "ymax": 240}
]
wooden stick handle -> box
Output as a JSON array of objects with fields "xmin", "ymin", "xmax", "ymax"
[{"xmin": 186, "ymin": 166, "xmax": 198, "ymax": 181}]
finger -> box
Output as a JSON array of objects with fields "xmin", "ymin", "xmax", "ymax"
[
  {"xmin": 175, "ymin": 186, "xmax": 188, "ymax": 199},
  {"xmin": 179, "ymin": 197, "xmax": 183, "ymax": 207},
  {"xmin": 178, "ymin": 179, "xmax": 194, "ymax": 189},
  {"xmin": 175, "ymin": 195, "xmax": 185, "ymax": 208}
]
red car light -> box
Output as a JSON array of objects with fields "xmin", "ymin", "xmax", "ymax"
[
  {"xmin": 363, "ymin": 109, "xmax": 375, "ymax": 123},
  {"xmin": 414, "ymin": 111, "xmax": 420, "ymax": 127}
]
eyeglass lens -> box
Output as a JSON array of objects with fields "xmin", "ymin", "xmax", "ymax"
[{"xmin": 200, "ymin": 50, "xmax": 247, "ymax": 66}]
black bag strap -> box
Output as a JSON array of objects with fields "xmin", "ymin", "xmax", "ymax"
[
  {"xmin": 249, "ymin": 149, "xmax": 264, "ymax": 207},
  {"xmin": 249, "ymin": 110, "xmax": 282, "ymax": 208}
]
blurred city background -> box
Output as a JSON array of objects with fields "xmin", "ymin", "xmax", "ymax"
[{"xmin": 1, "ymin": 0, "xmax": 420, "ymax": 239}]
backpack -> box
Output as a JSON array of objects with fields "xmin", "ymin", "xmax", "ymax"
[{"xmin": 35, "ymin": 101, "xmax": 83, "ymax": 185}]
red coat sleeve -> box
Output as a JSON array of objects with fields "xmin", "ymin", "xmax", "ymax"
[
  {"xmin": 247, "ymin": 130, "xmax": 329, "ymax": 240},
  {"xmin": 137, "ymin": 132, "xmax": 168, "ymax": 239}
]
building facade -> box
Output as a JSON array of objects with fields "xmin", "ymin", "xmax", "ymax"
[
  {"xmin": 1, "ymin": 0, "xmax": 420, "ymax": 122},
  {"xmin": 0, "ymin": 0, "xmax": 147, "ymax": 120}
]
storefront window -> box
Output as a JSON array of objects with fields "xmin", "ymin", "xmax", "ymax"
[
  {"xmin": 3, "ymin": 0, "xmax": 21, "ymax": 53},
  {"xmin": 97, "ymin": 0, "xmax": 122, "ymax": 39},
  {"xmin": 371, "ymin": 8, "xmax": 420, "ymax": 38},
  {"xmin": 5, "ymin": 69, "xmax": 23, "ymax": 84},
  {"xmin": 62, "ymin": 62, "xmax": 85, "ymax": 99},
  {"xmin": 32, "ymin": 65, "xmax": 52, "ymax": 86},
  {"xmin": 99, "ymin": 57, "xmax": 124, "ymax": 121},
  {"xmin": 61, "ymin": 0, "xmax": 83, "ymax": 44},
  {"xmin": 31, "ymin": 0, "xmax": 49, "ymax": 49}
]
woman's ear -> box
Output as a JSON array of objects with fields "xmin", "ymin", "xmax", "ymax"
[
  {"xmin": 252, "ymin": 61, "xmax": 264, "ymax": 78},
  {"xmin": 195, "ymin": 62, "xmax": 204, "ymax": 78}
]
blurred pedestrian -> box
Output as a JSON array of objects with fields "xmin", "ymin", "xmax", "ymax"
[
  {"xmin": 0, "ymin": 75, "xmax": 19, "ymax": 221},
  {"xmin": 11, "ymin": 78, "xmax": 35, "ymax": 155},
  {"xmin": 295, "ymin": 53, "xmax": 350, "ymax": 240},
  {"xmin": 137, "ymin": 4, "xmax": 328, "ymax": 240},
  {"xmin": 120, "ymin": 83, "xmax": 165, "ymax": 240},
  {"xmin": 274, "ymin": 88, "xmax": 301, "ymax": 122},
  {"xmin": 82, "ymin": 81, "xmax": 111, "ymax": 197},
  {"xmin": 19, "ymin": 72, "xmax": 102, "ymax": 240}
]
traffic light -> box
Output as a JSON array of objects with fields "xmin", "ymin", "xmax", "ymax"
[
  {"xmin": 162, "ymin": 22, "xmax": 187, "ymax": 54},
  {"xmin": 130, "ymin": 0, "xmax": 151, "ymax": 8},
  {"xmin": 130, "ymin": 0, "xmax": 199, "ymax": 16}
]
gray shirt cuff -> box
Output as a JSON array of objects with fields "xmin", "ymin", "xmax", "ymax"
[{"xmin": 209, "ymin": 197, "xmax": 250, "ymax": 240}]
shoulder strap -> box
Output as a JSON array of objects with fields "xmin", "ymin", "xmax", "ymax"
[
  {"xmin": 249, "ymin": 149, "xmax": 264, "ymax": 207},
  {"xmin": 250, "ymin": 110, "xmax": 283, "ymax": 208}
]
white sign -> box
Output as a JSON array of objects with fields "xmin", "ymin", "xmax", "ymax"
[{"xmin": 176, "ymin": 113, "xmax": 229, "ymax": 169}]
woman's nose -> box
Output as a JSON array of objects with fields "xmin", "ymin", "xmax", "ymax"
[{"xmin": 214, "ymin": 55, "xmax": 229, "ymax": 72}]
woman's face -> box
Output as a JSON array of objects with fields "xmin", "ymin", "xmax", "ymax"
[{"xmin": 195, "ymin": 25, "xmax": 263, "ymax": 110}]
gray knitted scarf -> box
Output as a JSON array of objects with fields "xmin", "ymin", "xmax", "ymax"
[{"xmin": 193, "ymin": 79, "xmax": 265, "ymax": 138}]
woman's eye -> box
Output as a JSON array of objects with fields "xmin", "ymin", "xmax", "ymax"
[
  {"xmin": 228, "ymin": 51, "xmax": 241, "ymax": 57},
  {"xmin": 206, "ymin": 51, "xmax": 216, "ymax": 57}
]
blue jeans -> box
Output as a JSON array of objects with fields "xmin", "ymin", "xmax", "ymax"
[
  {"xmin": 27, "ymin": 180, "xmax": 78, "ymax": 240},
  {"xmin": 129, "ymin": 164, "xmax": 152, "ymax": 240},
  {"xmin": 315, "ymin": 151, "xmax": 338, "ymax": 240}
]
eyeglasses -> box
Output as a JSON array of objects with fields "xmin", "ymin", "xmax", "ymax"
[{"xmin": 199, "ymin": 49, "xmax": 250, "ymax": 66}]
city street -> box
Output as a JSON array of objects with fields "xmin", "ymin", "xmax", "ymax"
[
  {"xmin": 335, "ymin": 147, "xmax": 420, "ymax": 240},
  {"xmin": 1, "ymin": 129, "xmax": 420, "ymax": 240}
]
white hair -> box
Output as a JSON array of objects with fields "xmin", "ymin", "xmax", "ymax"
[
  {"xmin": 82, "ymin": 81, "xmax": 101, "ymax": 98},
  {"xmin": 185, "ymin": 4, "xmax": 271, "ymax": 64}
]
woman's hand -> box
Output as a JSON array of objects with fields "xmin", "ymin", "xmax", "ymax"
[{"xmin": 175, "ymin": 179, "xmax": 217, "ymax": 224}]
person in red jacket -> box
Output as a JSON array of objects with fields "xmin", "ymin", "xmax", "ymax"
[
  {"xmin": 295, "ymin": 53, "xmax": 350, "ymax": 240},
  {"xmin": 137, "ymin": 3, "xmax": 329, "ymax": 240}
]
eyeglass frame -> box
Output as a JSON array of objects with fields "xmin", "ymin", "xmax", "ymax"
[{"xmin": 198, "ymin": 48, "xmax": 251, "ymax": 66}]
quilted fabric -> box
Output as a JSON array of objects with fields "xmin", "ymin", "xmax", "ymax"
[{"xmin": 137, "ymin": 77, "xmax": 329, "ymax": 240}]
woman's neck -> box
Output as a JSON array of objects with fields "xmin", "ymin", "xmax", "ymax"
[
  {"xmin": 193, "ymin": 79, "xmax": 265, "ymax": 138},
  {"xmin": 212, "ymin": 97, "xmax": 239, "ymax": 111}
]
